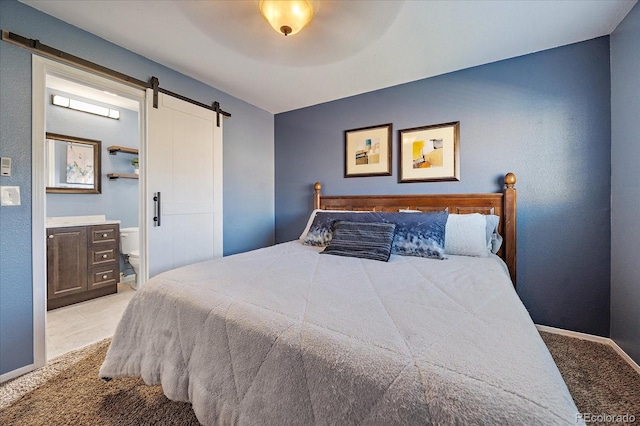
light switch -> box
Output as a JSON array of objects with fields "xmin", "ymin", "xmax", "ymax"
[
  {"xmin": 1, "ymin": 157, "xmax": 10, "ymax": 176},
  {"xmin": 1, "ymin": 186, "xmax": 21, "ymax": 206}
]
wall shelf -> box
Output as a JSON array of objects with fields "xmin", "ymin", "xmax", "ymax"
[
  {"xmin": 107, "ymin": 146, "xmax": 138, "ymax": 155},
  {"xmin": 107, "ymin": 146, "xmax": 139, "ymax": 179},
  {"xmin": 107, "ymin": 173, "xmax": 139, "ymax": 180}
]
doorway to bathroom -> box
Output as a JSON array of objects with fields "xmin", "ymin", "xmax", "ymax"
[
  {"xmin": 33, "ymin": 56, "xmax": 146, "ymax": 365},
  {"xmin": 45, "ymin": 75, "xmax": 141, "ymax": 358}
]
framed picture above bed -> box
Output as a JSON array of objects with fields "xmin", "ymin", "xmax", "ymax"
[
  {"xmin": 344, "ymin": 123, "xmax": 392, "ymax": 177},
  {"xmin": 399, "ymin": 121, "xmax": 460, "ymax": 183}
]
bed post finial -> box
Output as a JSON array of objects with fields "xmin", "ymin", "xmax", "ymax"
[
  {"xmin": 504, "ymin": 172, "xmax": 516, "ymax": 189},
  {"xmin": 314, "ymin": 182, "xmax": 322, "ymax": 210}
]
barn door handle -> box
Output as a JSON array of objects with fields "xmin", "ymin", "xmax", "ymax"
[{"xmin": 153, "ymin": 192, "xmax": 161, "ymax": 227}]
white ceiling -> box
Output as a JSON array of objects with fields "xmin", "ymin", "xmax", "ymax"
[{"xmin": 21, "ymin": 0, "xmax": 637, "ymax": 114}]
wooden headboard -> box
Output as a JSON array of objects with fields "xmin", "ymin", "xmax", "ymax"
[{"xmin": 313, "ymin": 173, "xmax": 517, "ymax": 286}]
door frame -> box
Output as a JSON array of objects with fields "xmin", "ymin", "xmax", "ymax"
[{"xmin": 31, "ymin": 56, "xmax": 146, "ymax": 370}]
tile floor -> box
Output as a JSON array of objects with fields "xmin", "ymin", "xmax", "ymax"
[{"xmin": 46, "ymin": 283, "xmax": 136, "ymax": 360}]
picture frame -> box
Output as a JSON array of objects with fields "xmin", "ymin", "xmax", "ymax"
[
  {"xmin": 399, "ymin": 121, "xmax": 460, "ymax": 182},
  {"xmin": 344, "ymin": 123, "xmax": 392, "ymax": 177}
]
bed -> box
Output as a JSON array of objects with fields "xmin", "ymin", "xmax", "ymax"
[{"xmin": 100, "ymin": 173, "xmax": 581, "ymax": 425}]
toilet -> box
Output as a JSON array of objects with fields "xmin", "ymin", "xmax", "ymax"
[{"xmin": 119, "ymin": 227, "xmax": 140, "ymax": 290}]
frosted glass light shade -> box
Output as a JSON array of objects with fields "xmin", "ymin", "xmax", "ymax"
[
  {"xmin": 259, "ymin": 0, "xmax": 315, "ymax": 36},
  {"xmin": 51, "ymin": 94, "xmax": 119, "ymax": 120}
]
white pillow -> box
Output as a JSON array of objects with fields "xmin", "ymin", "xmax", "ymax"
[
  {"xmin": 485, "ymin": 214, "xmax": 503, "ymax": 254},
  {"xmin": 299, "ymin": 209, "xmax": 370, "ymax": 241},
  {"xmin": 445, "ymin": 213, "xmax": 489, "ymax": 257}
]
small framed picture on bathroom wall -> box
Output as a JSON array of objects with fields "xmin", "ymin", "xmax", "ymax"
[
  {"xmin": 398, "ymin": 121, "xmax": 460, "ymax": 183},
  {"xmin": 344, "ymin": 123, "xmax": 392, "ymax": 177}
]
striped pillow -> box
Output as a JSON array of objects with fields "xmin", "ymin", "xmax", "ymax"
[{"xmin": 321, "ymin": 221, "xmax": 396, "ymax": 262}]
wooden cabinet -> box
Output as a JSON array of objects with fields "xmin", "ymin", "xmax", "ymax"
[{"xmin": 47, "ymin": 223, "xmax": 120, "ymax": 310}]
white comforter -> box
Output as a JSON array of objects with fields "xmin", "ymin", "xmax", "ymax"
[{"xmin": 100, "ymin": 241, "xmax": 580, "ymax": 425}]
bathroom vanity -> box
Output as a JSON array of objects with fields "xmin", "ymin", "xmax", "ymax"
[{"xmin": 46, "ymin": 217, "xmax": 120, "ymax": 310}]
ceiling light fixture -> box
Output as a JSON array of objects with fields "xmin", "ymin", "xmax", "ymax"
[
  {"xmin": 259, "ymin": 0, "xmax": 315, "ymax": 36},
  {"xmin": 52, "ymin": 94, "xmax": 120, "ymax": 120}
]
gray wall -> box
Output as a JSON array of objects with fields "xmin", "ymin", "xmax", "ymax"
[
  {"xmin": 611, "ymin": 2, "xmax": 640, "ymax": 364},
  {"xmin": 0, "ymin": 0, "xmax": 274, "ymax": 376},
  {"xmin": 46, "ymin": 88, "xmax": 139, "ymax": 228},
  {"xmin": 275, "ymin": 37, "xmax": 612, "ymax": 337}
]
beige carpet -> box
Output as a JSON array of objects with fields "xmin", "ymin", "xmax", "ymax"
[
  {"xmin": 0, "ymin": 339, "xmax": 199, "ymax": 425},
  {"xmin": 1, "ymin": 333, "xmax": 639, "ymax": 425},
  {"xmin": 540, "ymin": 331, "xmax": 640, "ymax": 425}
]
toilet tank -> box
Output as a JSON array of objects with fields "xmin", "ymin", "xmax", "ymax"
[{"xmin": 120, "ymin": 227, "xmax": 139, "ymax": 254}]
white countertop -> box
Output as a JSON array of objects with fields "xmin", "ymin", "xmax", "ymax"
[{"xmin": 46, "ymin": 215, "xmax": 121, "ymax": 228}]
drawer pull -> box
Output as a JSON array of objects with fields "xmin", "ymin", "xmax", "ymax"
[
  {"xmin": 102, "ymin": 274, "xmax": 108, "ymax": 280},
  {"xmin": 48, "ymin": 235, "xmax": 54, "ymax": 239},
  {"xmin": 102, "ymin": 233, "xmax": 108, "ymax": 238},
  {"xmin": 102, "ymin": 254, "xmax": 108, "ymax": 259}
]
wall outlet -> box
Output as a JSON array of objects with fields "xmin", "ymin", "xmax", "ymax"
[{"xmin": 0, "ymin": 186, "xmax": 20, "ymax": 206}]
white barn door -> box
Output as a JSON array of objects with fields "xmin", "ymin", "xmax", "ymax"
[{"xmin": 146, "ymin": 90, "xmax": 223, "ymax": 279}]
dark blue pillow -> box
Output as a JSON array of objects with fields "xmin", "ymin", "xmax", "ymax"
[
  {"xmin": 321, "ymin": 221, "xmax": 396, "ymax": 262},
  {"xmin": 303, "ymin": 210, "xmax": 448, "ymax": 259}
]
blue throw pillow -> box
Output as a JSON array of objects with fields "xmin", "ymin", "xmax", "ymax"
[
  {"xmin": 389, "ymin": 211, "xmax": 447, "ymax": 259},
  {"xmin": 303, "ymin": 210, "xmax": 447, "ymax": 259},
  {"xmin": 321, "ymin": 221, "xmax": 396, "ymax": 262}
]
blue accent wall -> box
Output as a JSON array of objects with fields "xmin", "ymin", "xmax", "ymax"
[
  {"xmin": 275, "ymin": 37, "xmax": 612, "ymax": 337},
  {"xmin": 46, "ymin": 88, "xmax": 140, "ymax": 229},
  {"xmin": 0, "ymin": 0, "xmax": 274, "ymax": 376},
  {"xmin": 611, "ymin": 2, "xmax": 640, "ymax": 364}
]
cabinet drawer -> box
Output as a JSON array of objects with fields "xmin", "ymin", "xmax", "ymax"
[
  {"xmin": 89, "ymin": 246, "xmax": 117, "ymax": 266},
  {"xmin": 89, "ymin": 267, "xmax": 119, "ymax": 290},
  {"xmin": 90, "ymin": 225, "xmax": 118, "ymax": 245}
]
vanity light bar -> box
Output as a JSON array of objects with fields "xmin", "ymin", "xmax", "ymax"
[{"xmin": 51, "ymin": 94, "xmax": 120, "ymax": 120}]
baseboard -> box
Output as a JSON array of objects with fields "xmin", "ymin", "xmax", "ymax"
[
  {"xmin": 608, "ymin": 339, "xmax": 640, "ymax": 375},
  {"xmin": 0, "ymin": 363, "xmax": 36, "ymax": 384},
  {"xmin": 536, "ymin": 324, "xmax": 610, "ymax": 344},
  {"xmin": 536, "ymin": 324, "xmax": 640, "ymax": 375}
]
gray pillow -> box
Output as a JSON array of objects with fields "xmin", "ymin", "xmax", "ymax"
[{"xmin": 321, "ymin": 221, "xmax": 396, "ymax": 262}]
